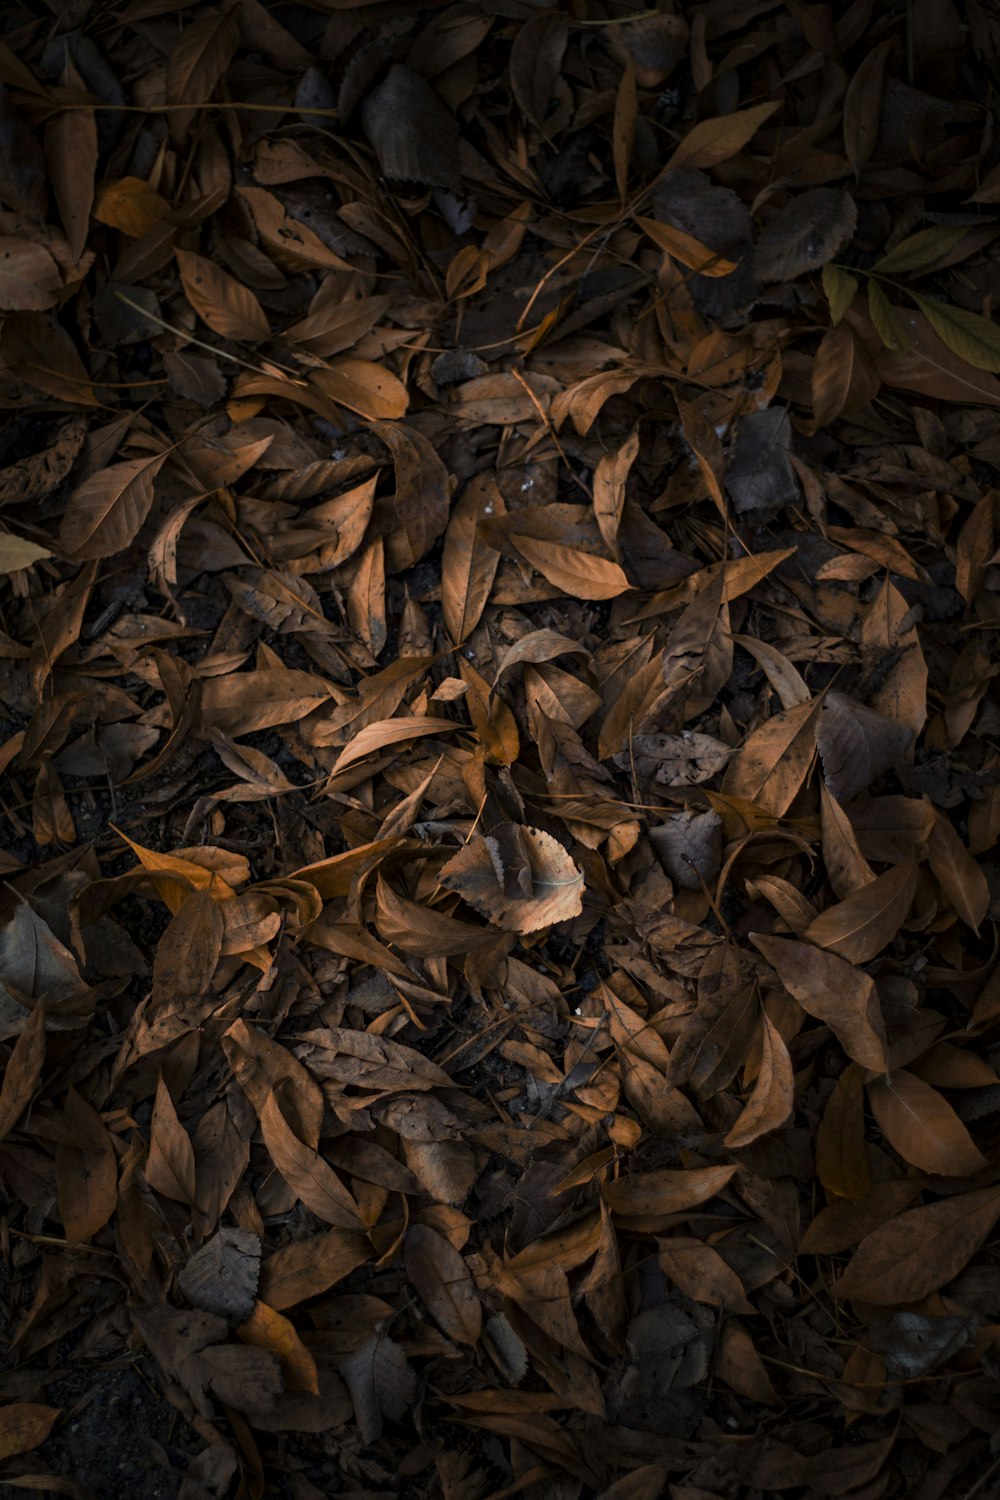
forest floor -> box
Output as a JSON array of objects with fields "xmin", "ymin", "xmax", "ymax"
[{"xmin": 1, "ymin": 2, "xmax": 1000, "ymax": 1498}]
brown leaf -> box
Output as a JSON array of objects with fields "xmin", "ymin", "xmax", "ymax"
[
  {"xmin": 442, "ymin": 472, "xmax": 504, "ymax": 644},
  {"xmin": 347, "ymin": 536, "xmax": 387, "ymax": 657},
  {"xmin": 811, "ymin": 323, "xmax": 880, "ymax": 427},
  {"xmin": 816, "ymin": 1064, "xmax": 872, "ymax": 1201},
  {"xmin": 0, "ymin": 1002, "xmax": 45, "ymax": 1142},
  {"xmin": 724, "ymin": 1012, "xmax": 795, "ymax": 1148},
  {"xmin": 146, "ymin": 1075, "xmax": 197, "ymax": 1207},
  {"xmin": 867, "ymin": 1070, "xmax": 988, "ymax": 1177},
  {"xmin": 45, "ymin": 64, "xmax": 96, "ymax": 264},
  {"xmin": 657, "ymin": 1237, "xmax": 754, "ymax": 1314},
  {"xmin": 603, "ymin": 1165, "xmax": 737, "ymax": 1219},
  {"xmin": 833, "ymin": 1186, "xmax": 1000, "ymax": 1304},
  {"xmin": 663, "ymin": 102, "xmax": 779, "ymax": 173},
  {"xmin": 59, "ymin": 452, "xmax": 170, "ymax": 561},
  {"xmin": 175, "ymin": 249, "xmax": 270, "ymax": 341},
  {"xmin": 372, "ymin": 420, "xmax": 451, "ymax": 571},
  {"xmin": 799, "ymin": 1179, "xmax": 924, "ymax": 1255},
  {"xmin": 311, "ymin": 359, "xmax": 409, "ymax": 422},
  {"xmin": 237, "ymin": 1299, "xmax": 320, "ymax": 1395},
  {"xmin": 439, "ymin": 824, "xmax": 584, "ymax": 933},
  {"xmin": 751, "ymin": 934, "xmax": 888, "ymax": 1072},
  {"xmin": 510, "ymin": 534, "xmax": 631, "ymax": 600},
  {"xmin": 0, "ymin": 1404, "xmax": 61, "ymax": 1460},
  {"xmin": 404, "ymin": 1224, "xmax": 482, "ymax": 1346},
  {"xmin": 593, "ymin": 426, "xmax": 639, "ymax": 554},
  {"xmin": 715, "ymin": 1320, "xmax": 779, "ymax": 1405},
  {"xmin": 722, "ymin": 698, "xmax": 820, "ymax": 816},
  {"xmin": 54, "ymin": 1088, "xmax": 117, "ymax": 1243},
  {"xmin": 151, "ymin": 888, "xmax": 224, "ymax": 1007},
  {"xmin": 165, "ymin": 10, "xmax": 239, "ymax": 134},
  {"xmin": 843, "ymin": 37, "xmax": 892, "ymax": 168},
  {"xmin": 928, "ymin": 809, "xmax": 989, "ymax": 932},
  {"xmin": 259, "ymin": 1091, "xmax": 364, "ymax": 1229},
  {"xmin": 0, "ymin": 239, "xmax": 62, "ymax": 310},
  {"xmin": 820, "ymin": 780, "xmax": 876, "ymax": 898},
  {"xmin": 510, "ymin": 12, "xmax": 568, "ymax": 129},
  {"xmin": 817, "ymin": 692, "xmax": 914, "ymax": 802},
  {"xmin": 259, "ymin": 1229, "xmax": 371, "ymax": 1311},
  {"xmin": 803, "ymin": 858, "xmax": 918, "ymax": 964}
]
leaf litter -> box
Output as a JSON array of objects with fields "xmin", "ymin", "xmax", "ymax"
[{"xmin": 0, "ymin": 2, "xmax": 998, "ymax": 1498}]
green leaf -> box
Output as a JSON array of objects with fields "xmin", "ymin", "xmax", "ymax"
[
  {"xmin": 0, "ymin": 533, "xmax": 52, "ymax": 574},
  {"xmin": 908, "ymin": 292, "xmax": 1000, "ymax": 373},
  {"xmin": 822, "ymin": 263, "xmax": 858, "ymax": 326},
  {"xmin": 871, "ymin": 225, "xmax": 973, "ymax": 276},
  {"xmin": 868, "ymin": 282, "xmax": 909, "ymax": 353}
]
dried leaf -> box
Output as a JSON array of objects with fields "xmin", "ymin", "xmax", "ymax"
[
  {"xmin": 867, "ymin": 1070, "xmax": 987, "ymax": 1176},
  {"xmin": 834, "ymin": 1187, "xmax": 1000, "ymax": 1304},
  {"xmin": 259, "ymin": 1091, "xmax": 364, "ymax": 1229},
  {"xmin": 510, "ymin": 534, "xmax": 632, "ymax": 600},
  {"xmin": 339, "ymin": 1331, "xmax": 417, "ymax": 1443},
  {"xmin": 146, "ymin": 1075, "xmax": 197, "ymax": 1207},
  {"xmin": 0, "ymin": 1405, "xmax": 61, "ymax": 1460},
  {"xmin": 803, "ymin": 859, "xmax": 918, "ymax": 965},
  {"xmin": 404, "ymin": 1224, "xmax": 482, "ymax": 1346},
  {"xmin": 724, "ymin": 1013, "xmax": 794, "ymax": 1148},
  {"xmin": 439, "ymin": 824, "xmax": 583, "ymax": 933},
  {"xmin": 237, "ymin": 1299, "xmax": 319, "ymax": 1395},
  {"xmin": 816, "ymin": 1064, "xmax": 872, "ymax": 1201},
  {"xmin": 664, "ymin": 102, "xmax": 779, "ymax": 173},
  {"xmin": 175, "ymin": 249, "xmax": 270, "ymax": 342},
  {"xmin": 59, "ymin": 452, "xmax": 169, "ymax": 561},
  {"xmin": 751, "ymin": 934, "xmax": 888, "ymax": 1073}
]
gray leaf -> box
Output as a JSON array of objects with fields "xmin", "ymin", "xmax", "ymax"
[
  {"xmin": 178, "ymin": 1226, "xmax": 262, "ymax": 1325},
  {"xmin": 361, "ymin": 65, "xmax": 460, "ymax": 189},
  {"xmin": 754, "ymin": 189, "xmax": 858, "ymax": 283},
  {"xmin": 818, "ymin": 691, "xmax": 914, "ymax": 802},
  {"xmin": 339, "ymin": 1331, "xmax": 417, "ymax": 1443},
  {"xmin": 651, "ymin": 810, "xmax": 723, "ymax": 890},
  {"xmin": 726, "ymin": 408, "xmax": 798, "ymax": 514}
]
